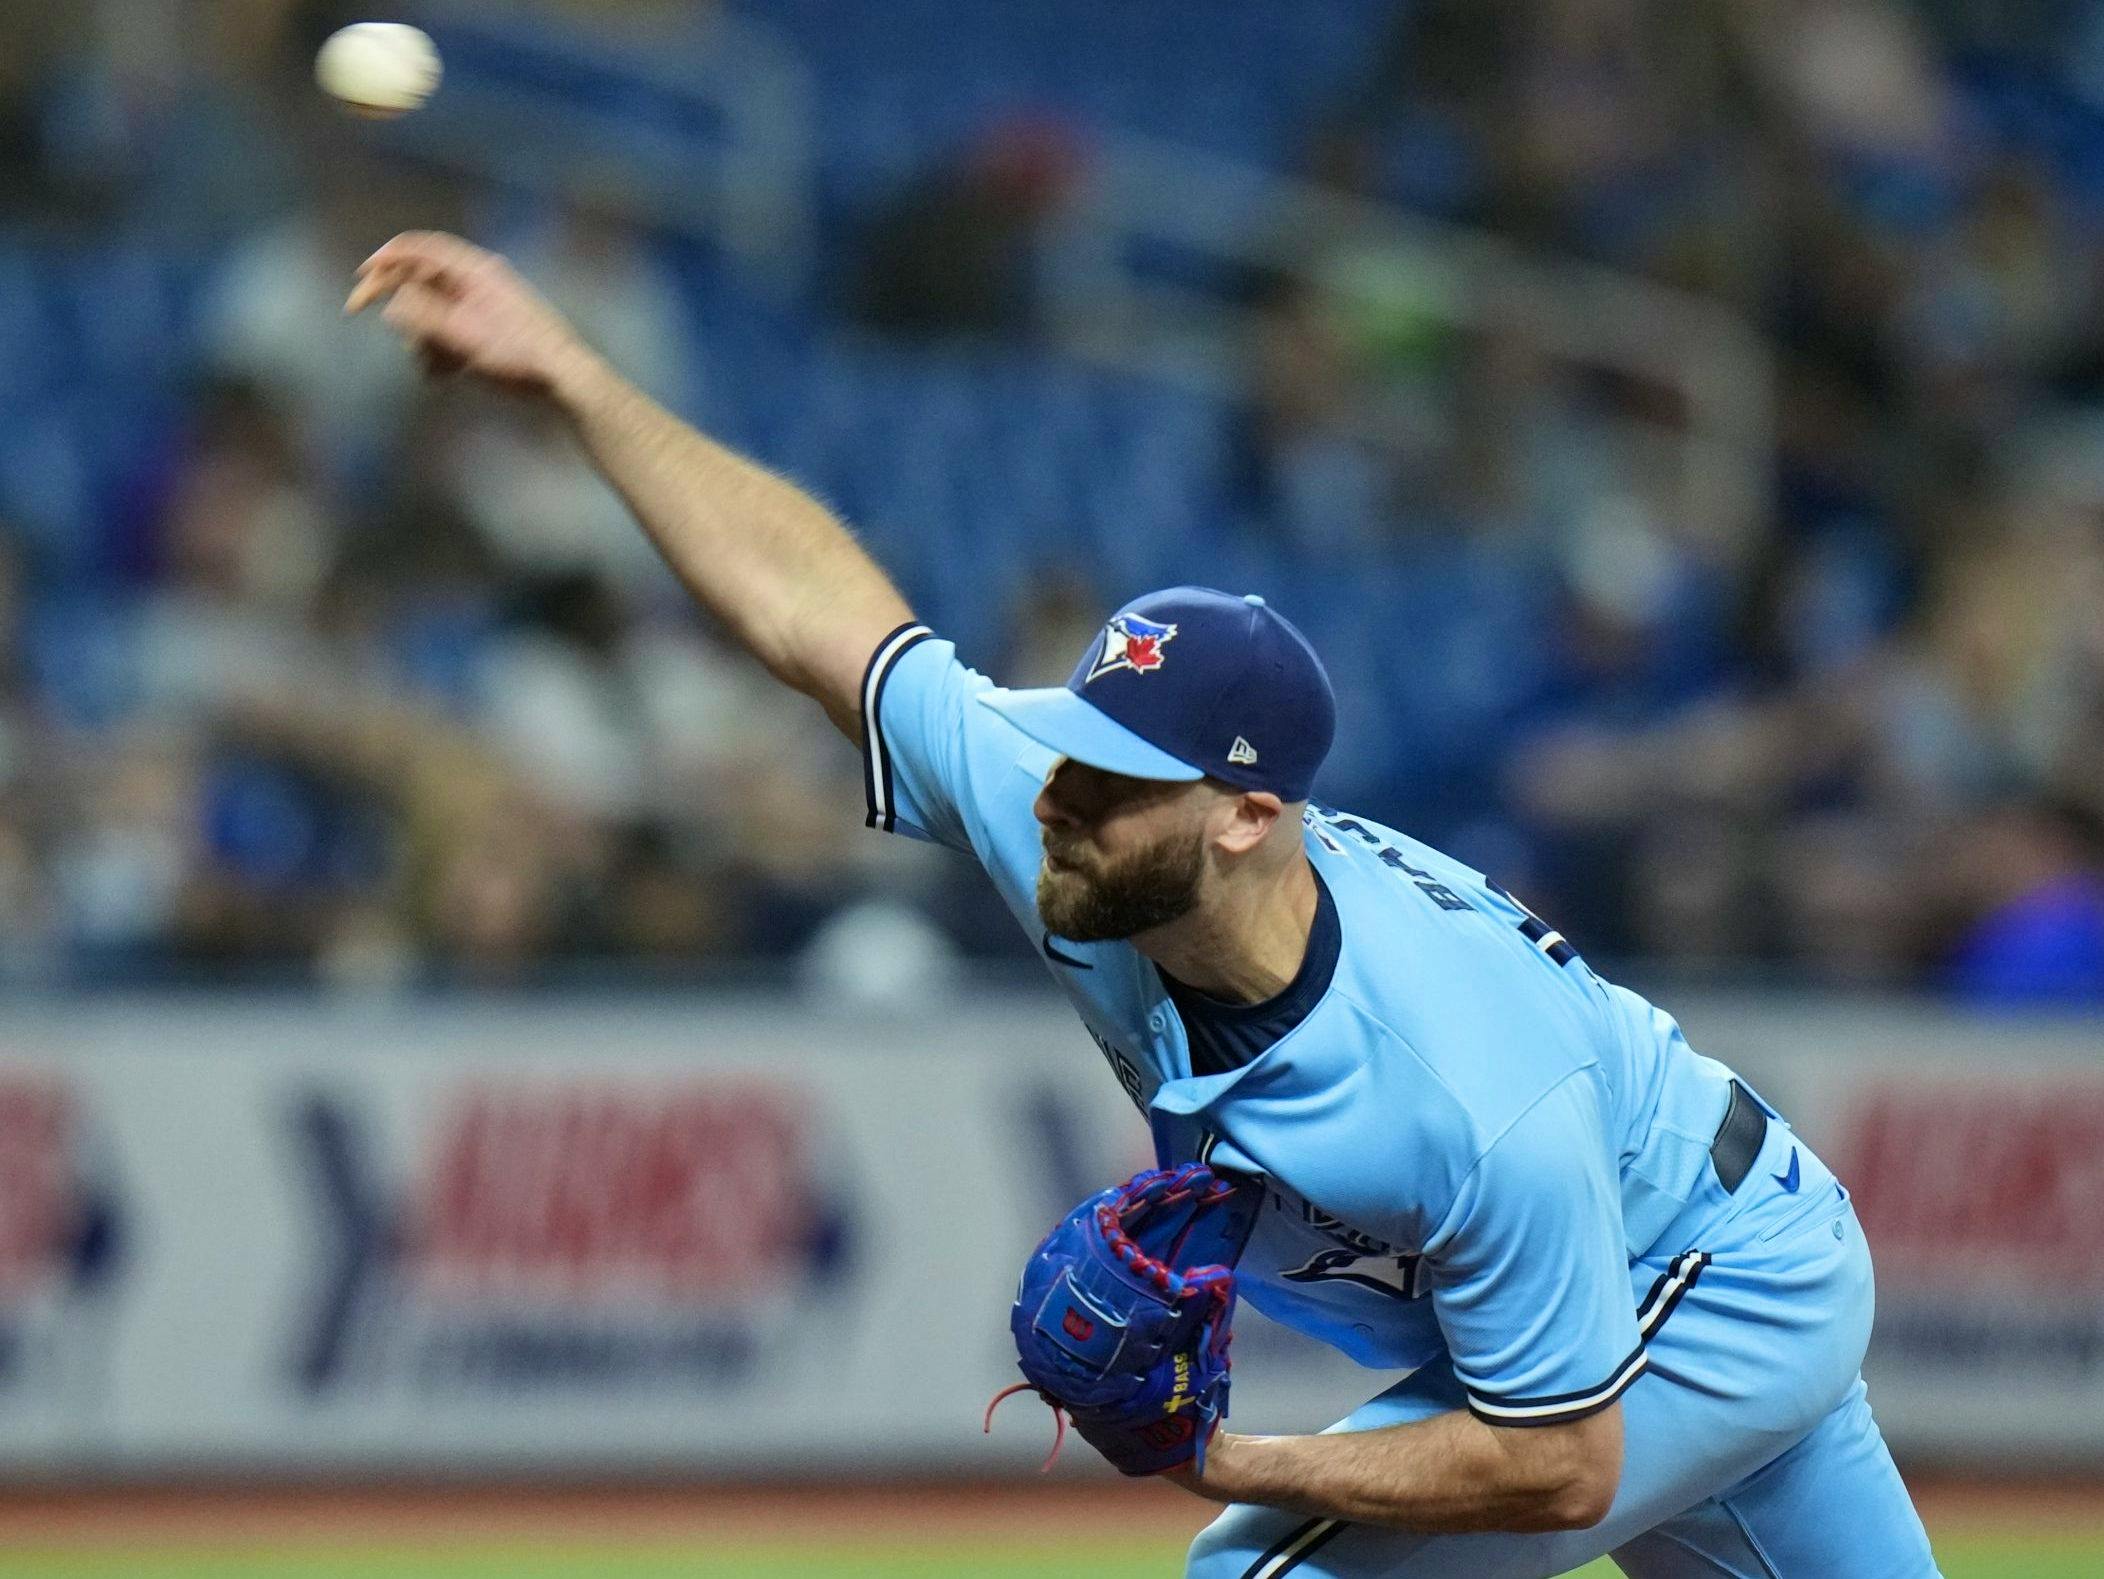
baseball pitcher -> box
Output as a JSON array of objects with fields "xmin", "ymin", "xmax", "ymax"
[{"xmin": 350, "ymin": 234, "xmax": 1941, "ymax": 1578}]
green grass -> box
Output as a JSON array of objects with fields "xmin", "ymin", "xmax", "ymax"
[
  {"xmin": 4, "ymin": 1533, "xmax": 2097, "ymax": 1577},
  {"xmin": 0, "ymin": 1547, "xmax": 1158, "ymax": 1579}
]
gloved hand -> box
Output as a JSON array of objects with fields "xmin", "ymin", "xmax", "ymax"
[{"xmin": 989, "ymin": 1163, "xmax": 1260, "ymax": 1477}]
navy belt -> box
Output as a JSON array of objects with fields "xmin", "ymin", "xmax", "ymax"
[{"xmin": 1709, "ymin": 1079, "xmax": 1769, "ymax": 1194}]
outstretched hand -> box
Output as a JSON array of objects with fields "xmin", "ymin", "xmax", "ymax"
[{"xmin": 346, "ymin": 231, "xmax": 595, "ymax": 394}]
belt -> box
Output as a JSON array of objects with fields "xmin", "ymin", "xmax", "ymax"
[{"xmin": 1709, "ymin": 1079, "xmax": 1769, "ymax": 1194}]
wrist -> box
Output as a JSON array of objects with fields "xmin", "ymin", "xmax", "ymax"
[
  {"xmin": 1174, "ymin": 1430, "xmax": 1248, "ymax": 1504},
  {"xmin": 545, "ymin": 337, "xmax": 614, "ymax": 414}
]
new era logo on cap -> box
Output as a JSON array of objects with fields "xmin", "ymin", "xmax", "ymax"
[{"xmin": 975, "ymin": 586, "xmax": 1337, "ymax": 802}]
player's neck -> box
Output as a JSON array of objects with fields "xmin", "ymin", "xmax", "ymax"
[{"xmin": 1137, "ymin": 852, "xmax": 1319, "ymax": 1005}]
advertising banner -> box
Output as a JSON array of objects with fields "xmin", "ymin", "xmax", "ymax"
[
  {"xmin": 0, "ymin": 992, "xmax": 2095, "ymax": 1472},
  {"xmin": 0, "ymin": 999, "xmax": 1372, "ymax": 1474},
  {"xmin": 1674, "ymin": 997, "xmax": 2104, "ymax": 1466}
]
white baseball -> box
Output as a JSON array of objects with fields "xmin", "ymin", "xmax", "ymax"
[{"xmin": 315, "ymin": 23, "xmax": 442, "ymax": 118}]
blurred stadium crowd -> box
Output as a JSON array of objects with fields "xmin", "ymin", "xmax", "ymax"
[{"xmin": 0, "ymin": 0, "xmax": 2101, "ymax": 998}]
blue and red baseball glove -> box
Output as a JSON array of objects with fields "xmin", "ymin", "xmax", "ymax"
[{"xmin": 988, "ymin": 1163, "xmax": 1261, "ymax": 1477}]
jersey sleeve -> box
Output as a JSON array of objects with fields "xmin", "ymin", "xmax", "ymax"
[
  {"xmin": 859, "ymin": 622, "xmax": 1051, "ymax": 882},
  {"xmin": 1424, "ymin": 1071, "xmax": 1644, "ymax": 1428}
]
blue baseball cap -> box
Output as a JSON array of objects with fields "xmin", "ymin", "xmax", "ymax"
[{"xmin": 976, "ymin": 586, "xmax": 1335, "ymax": 801}]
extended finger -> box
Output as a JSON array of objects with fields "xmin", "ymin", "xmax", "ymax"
[
  {"xmin": 348, "ymin": 255, "xmax": 454, "ymax": 315},
  {"xmin": 344, "ymin": 263, "xmax": 409, "ymax": 315},
  {"xmin": 379, "ymin": 279, "xmax": 452, "ymax": 343},
  {"xmin": 349, "ymin": 234, "xmax": 464, "ymax": 313},
  {"xmin": 359, "ymin": 230, "xmax": 493, "ymax": 287},
  {"xmin": 363, "ymin": 228, "xmax": 475, "ymax": 269},
  {"xmin": 347, "ymin": 255, "xmax": 465, "ymax": 316}
]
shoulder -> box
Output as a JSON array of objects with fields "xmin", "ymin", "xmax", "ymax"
[
  {"xmin": 1326, "ymin": 907, "xmax": 1598, "ymax": 1105},
  {"xmin": 1311, "ymin": 820, "xmax": 1605, "ymax": 1109},
  {"xmin": 854, "ymin": 632, "xmax": 1064, "ymax": 953},
  {"xmin": 862, "ymin": 627, "xmax": 1055, "ymax": 829}
]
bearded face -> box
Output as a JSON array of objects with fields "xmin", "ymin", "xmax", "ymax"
[
  {"xmin": 1035, "ymin": 764, "xmax": 1211, "ymax": 941},
  {"xmin": 1037, "ymin": 821, "xmax": 1208, "ymax": 941}
]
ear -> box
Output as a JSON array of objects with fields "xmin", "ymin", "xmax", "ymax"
[{"xmin": 1211, "ymin": 789, "xmax": 1285, "ymax": 857}]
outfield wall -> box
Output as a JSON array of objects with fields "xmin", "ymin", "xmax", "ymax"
[{"xmin": 0, "ymin": 991, "xmax": 2095, "ymax": 1475}]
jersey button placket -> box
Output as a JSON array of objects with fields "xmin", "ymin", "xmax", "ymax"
[{"xmin": 1146, "ymin": 1008, "xmax": 1183, "ymax": 1086}]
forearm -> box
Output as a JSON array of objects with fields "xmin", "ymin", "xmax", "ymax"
[
  {"xmin": 1188, "ymin": 1410, "xmax": 1615, "ymax": 1535},
  {"xmin": 350, "ymin": 231, "xmax": 913, "ymax": 729},
  {"xmin": 549, "ymin": 347, "xmax": 911, "ymax": 719}
]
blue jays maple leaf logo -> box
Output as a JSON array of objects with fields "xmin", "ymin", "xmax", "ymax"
[{"xmin": 1085, "ymin": 614, "xmax": 1178, "ymax": 683}]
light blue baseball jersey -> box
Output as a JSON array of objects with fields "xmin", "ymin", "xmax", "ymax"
[{"xmin": 863, "ymin": 626, "xmax": 1780, "ymax": 1429}]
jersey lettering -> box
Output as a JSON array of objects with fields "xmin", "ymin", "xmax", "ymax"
[
  {"xmin": 1271, "ymin": 1188, "xmax": 1401, "ymax": 1256},
  {"xmin": 1282, "ymin": 1247, "xmax": 1427, "ymax": 1302},
  {"xmin": 1313, "ymin": 808, "xmax": 1476, "ymax": 915},
  {"xmin": 1088, "ymin": 1029, "xmax": 1147, "ymax": 1110},
  {"xmin": 1377, "ymin": 847, "xmax": 1470, "ymax": 910}
]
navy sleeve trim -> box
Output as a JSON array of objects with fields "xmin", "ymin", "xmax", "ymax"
[
  {"xmin": 1463, "ymin": 1248, "xmax": 1713, "ymax": 1429},
  {"xmin": 860, "ymin": 622, "xmax": 934, "ymax": 832},
  {"xmin": 1464, "ymin": 1342, "xmax": 1647, "ymax": 1427},
  {"xmin": 1238, "ymin": 1517, "xmax": 1345, "ymax": 1579}
]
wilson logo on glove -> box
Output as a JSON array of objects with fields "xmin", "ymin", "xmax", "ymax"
[
  {"xmin": 1138, "ymin": 1416, "xmax": 1198, "ymax": 1450},
  {"xmin": 985, "ymin": 1163, "xmax": 1260, "ymax": 1477}
]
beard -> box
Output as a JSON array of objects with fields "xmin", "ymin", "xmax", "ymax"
[{"xmin": 1037, "ymin": 826, "xmax": 1207, "ymax": 942}]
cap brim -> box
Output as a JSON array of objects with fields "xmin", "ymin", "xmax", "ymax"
[{"xmin": 976, "ymin": 686, "xmax": 1205, "ymax": 782}]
